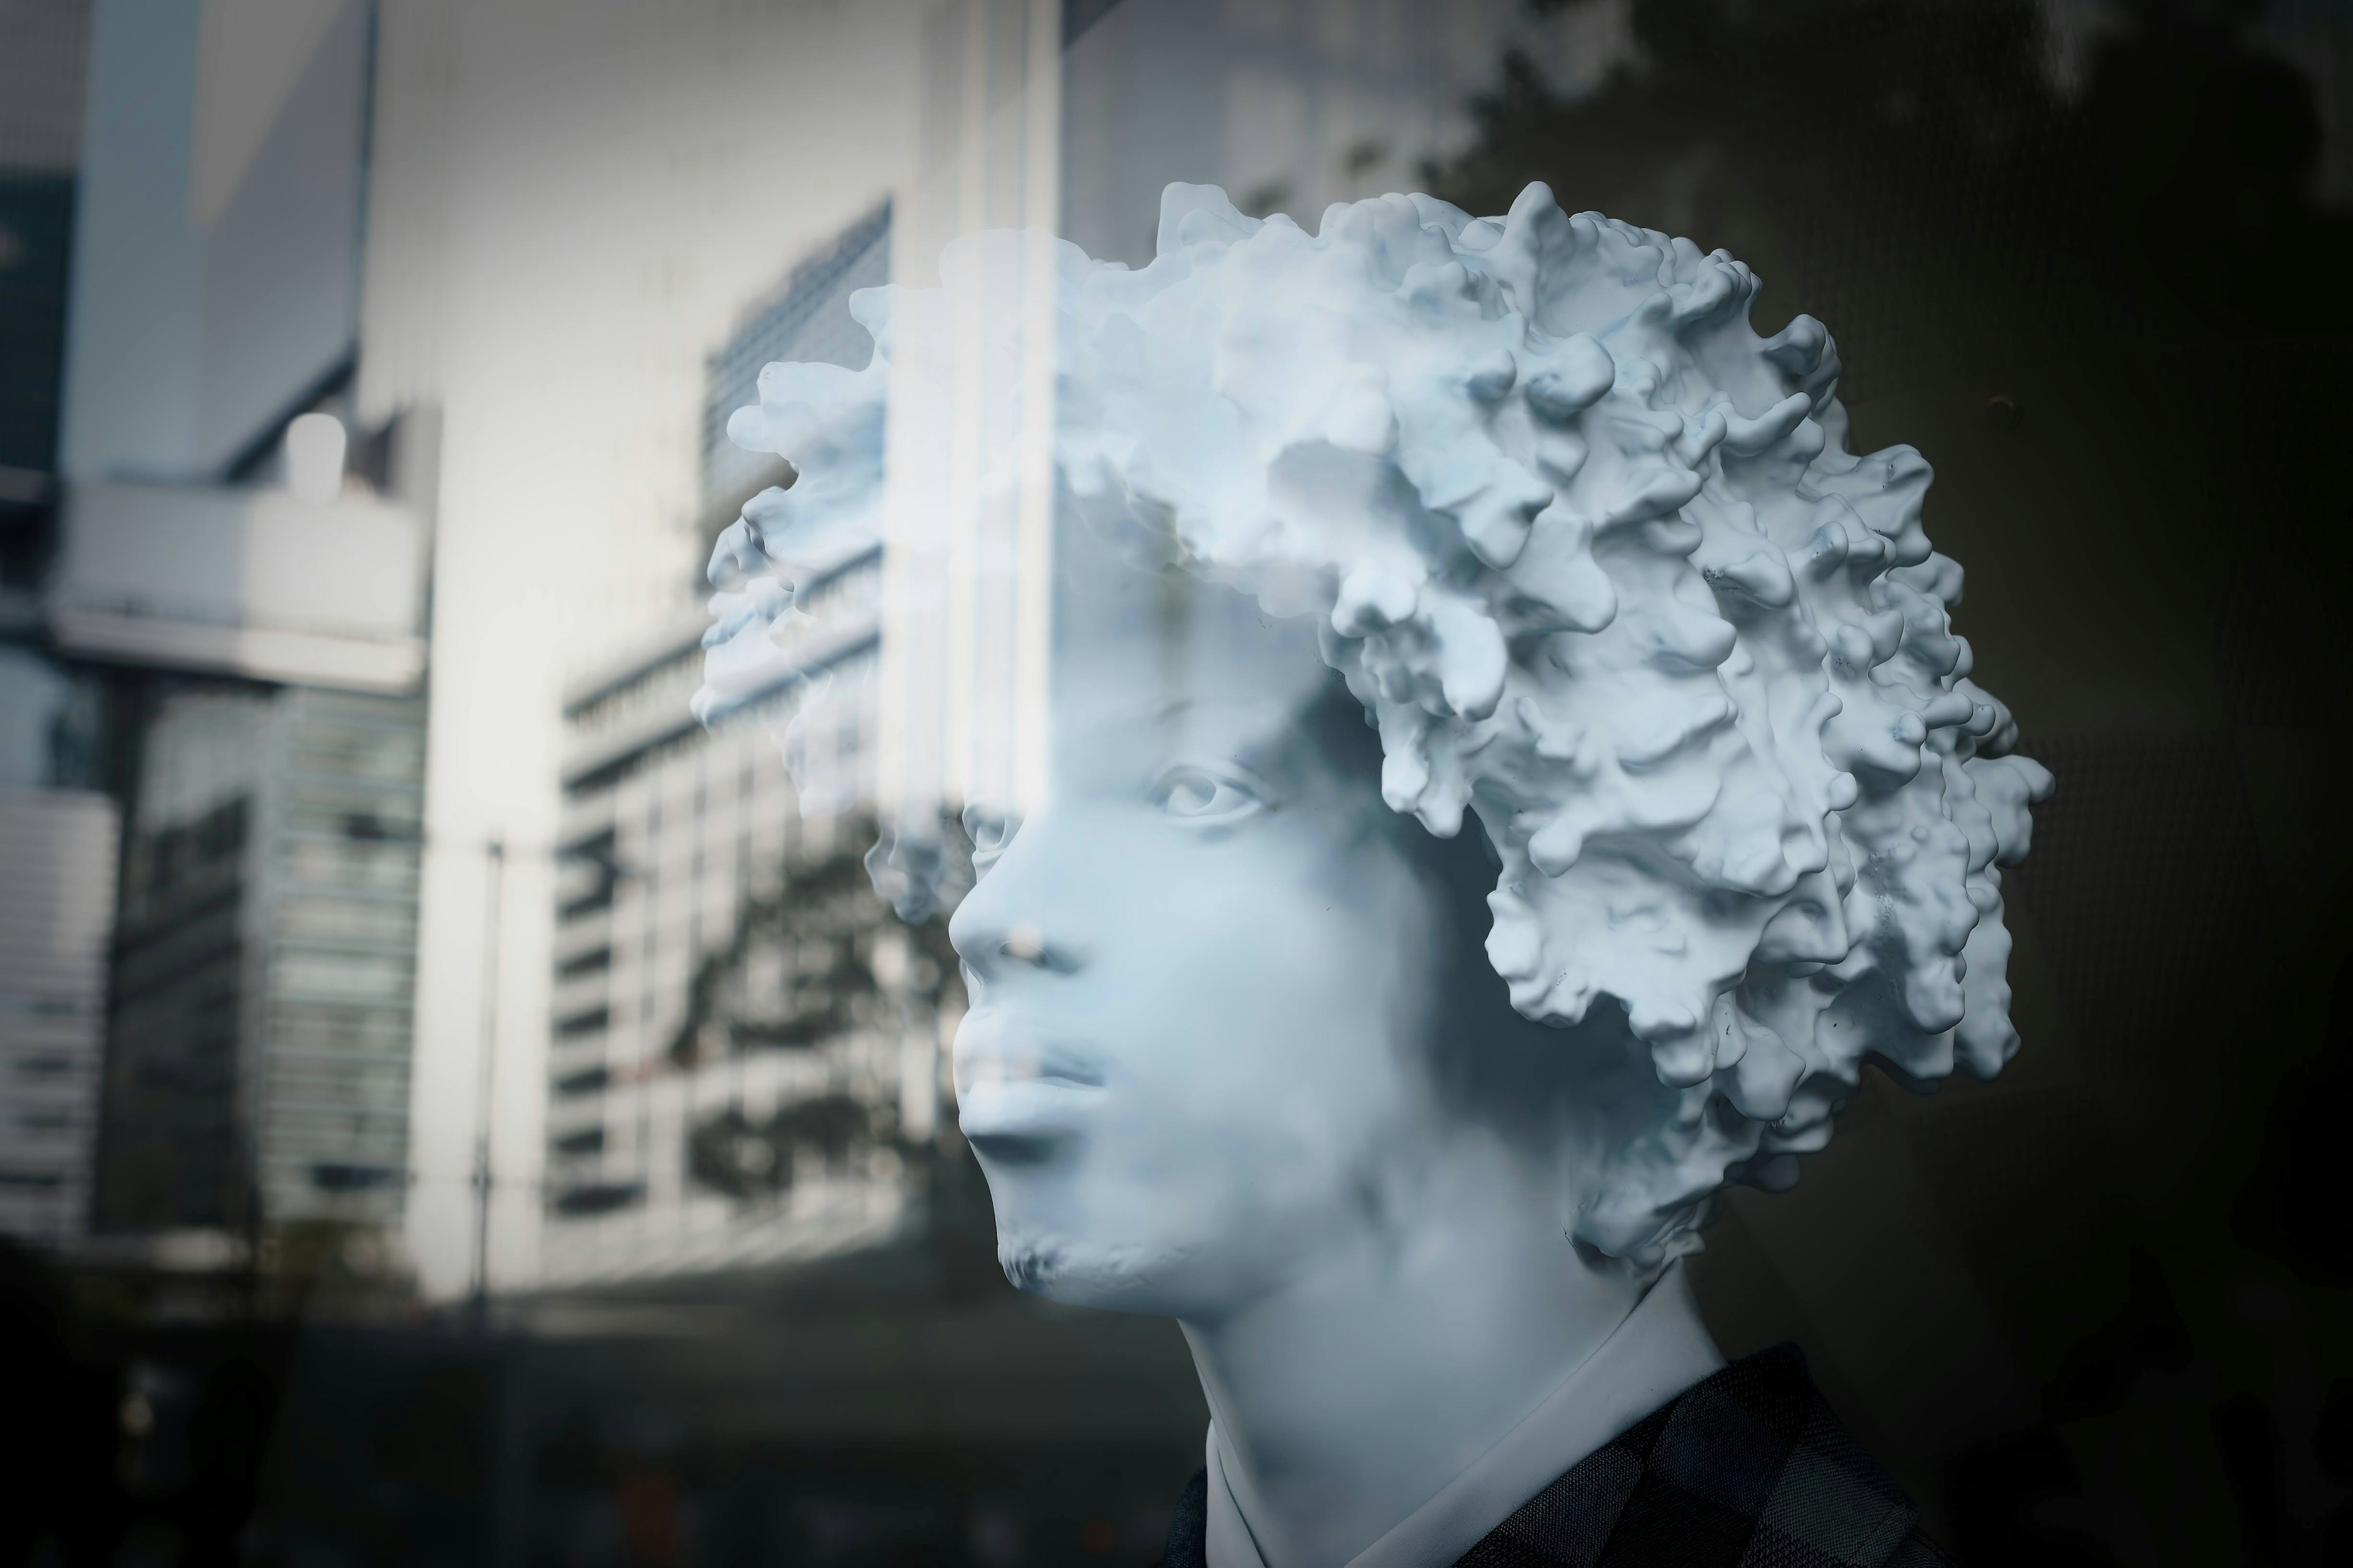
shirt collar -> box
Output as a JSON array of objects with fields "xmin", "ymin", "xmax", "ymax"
[{"xmin": 1203, "ymin": 1260, "xmax": 1722, "ymax": 1568}]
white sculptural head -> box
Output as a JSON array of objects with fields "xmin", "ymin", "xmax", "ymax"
[{"xmin": 701, "ymin": 179, "xmax": 2055, "ymax": 1303}]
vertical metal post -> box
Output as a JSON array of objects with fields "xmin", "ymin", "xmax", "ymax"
[{"xmin": 469, "ymin": 836, "xmax": 507, "ymax": 1325}]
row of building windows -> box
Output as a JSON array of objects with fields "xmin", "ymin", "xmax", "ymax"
[{"xmin": 538, "ymin": 203, "xmax": 903, "ymax": 1269}]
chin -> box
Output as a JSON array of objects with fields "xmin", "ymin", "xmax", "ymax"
[{"xmin": 992, "ymin": 1225, "xmax": 1205, "ymax": 1314}]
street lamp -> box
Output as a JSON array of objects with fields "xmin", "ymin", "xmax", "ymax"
[
  {"xmin": 341, "ymin": 816, "xmax": 640, "ymax": 1325},
  {"xmin": 460, "ymin": 832, "xmax": 643, "ymax": 1325},
  {"xmin": 469, "ymin": 837, "xmax": 506, "ymax": 1328}
]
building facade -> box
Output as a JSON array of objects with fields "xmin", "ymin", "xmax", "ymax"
[
  {"xmin": 0, "ymin": 786, "xmax": 116, "ymax": 1241},
  {"xmin": 90, "ymin": 681, "xmax": 426, "ymax": 1240},
  {"xmin": 357, "ymin": 0, "xmax": 939, "ymax": 1300},
  {"xmin": 10, "ymin": 0, "xmax": 438, "ymax": 1271},
  {"xmin": 536, "ymin": 203, "xmax": 961, "ymax": 1286},
  {"xmin": 542, "ymin": 591, "xmax": 939, "ymax": 1286},
  {"xmin": 1, "ymin": 0, "xmax": 105, "ymax": 1246}
]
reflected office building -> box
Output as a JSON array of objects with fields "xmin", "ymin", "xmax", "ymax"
[
  {"xmin": 539, "ymin": 207, "xmax": 965, "ymax": 1287},
  {"xmin": 89, "ymin": 681, "xmax": 426, "ymax": 1249},
  {"xmin": 0, "ymin": 680, "xmax": 115, "ymax": 1246},
  {"xmin": 0, "ymin": 0, "xmax": 109, "ymax": 1245},
  {"xmin": 5, "ymin": 0, "xmax": 438, "ymax": 1295}
]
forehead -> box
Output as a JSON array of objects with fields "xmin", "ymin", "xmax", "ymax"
[{"xmin": 1051, "ymin": 565, "xmax": 1335, "ymax": 775}]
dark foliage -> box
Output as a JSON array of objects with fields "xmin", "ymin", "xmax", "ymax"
[{"xmin": 669, "ymin": 812, "xmax": 971, "ymax": 1205}]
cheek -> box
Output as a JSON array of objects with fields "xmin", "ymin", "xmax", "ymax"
[
  {"xmin": 1097, "ymin": 835, "xmax": 1433, "ymax": 1155},
  {"xmin": 1040, "ymin": 871, "xmax": 1427, "ymax": 1302},
  {"xmin": 971, "ymin": 801, "xmax": 1448, "ymax": 1305}
]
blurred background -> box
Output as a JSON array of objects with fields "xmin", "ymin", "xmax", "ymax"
[{"xmin": 1, "ymin": 0, "xmax": 2351, "ymax": 1562}]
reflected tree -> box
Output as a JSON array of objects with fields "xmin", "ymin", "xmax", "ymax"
[{"xmin": 669, "ymin": 811, "xmax": 971, "ymax": 1209}]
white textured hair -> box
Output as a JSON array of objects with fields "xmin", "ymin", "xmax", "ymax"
[{"xmin": 704, "ymin": 181, "xmax": 2054, "ymax": 1264}]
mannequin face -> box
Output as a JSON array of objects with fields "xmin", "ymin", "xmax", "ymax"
[{"xmin": 948, "ymin": 581, "xmax": 1490, "ymax": 1318}]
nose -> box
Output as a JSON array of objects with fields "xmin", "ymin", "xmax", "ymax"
[{"xmin": 949, "ymin": 816, "xmax": 1085, "ymax": 983}]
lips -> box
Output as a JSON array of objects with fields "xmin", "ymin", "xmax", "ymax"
[{"xmin": 953, "ymin": 1010, "xmax": 1108, "ymax": 1140}]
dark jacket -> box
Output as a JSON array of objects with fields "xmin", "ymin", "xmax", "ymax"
[{"xmin": 1156, "ymin": 1344, "xmax": 1955, "ymax": 1567}]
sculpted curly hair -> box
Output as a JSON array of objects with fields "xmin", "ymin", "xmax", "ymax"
[{"xmin": 703, "ymin": 181, "xmax": 2053, "ymax": 1265}]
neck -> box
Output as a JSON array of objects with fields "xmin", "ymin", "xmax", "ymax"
[{"xmin": 1176, "ymin": 1136, "xmax": 1648, "ymax": 1568}]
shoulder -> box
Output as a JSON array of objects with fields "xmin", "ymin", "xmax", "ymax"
[
  {"xmin": 1147, "ymin": 1346, "xmax": 1959, "ymax": 1568},
  {"xmin": 1462, "ymin": 1344, "xmax": 1960, "ymax": 1567}
]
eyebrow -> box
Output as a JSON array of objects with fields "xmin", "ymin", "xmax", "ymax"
[{"xmin": 1150, "ymin": 699, "xmax": 1297, "ymax": 782}]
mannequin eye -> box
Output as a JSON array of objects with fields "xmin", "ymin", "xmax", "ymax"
[{"xmin": 1154, "ymin": 764, "xmax": 1265, "ymax": 824}]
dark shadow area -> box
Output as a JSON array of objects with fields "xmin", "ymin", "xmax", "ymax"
[
  {"xmin": 5, "ymin": 1151, "xmax": 1205, "ymax": 1568},
  {"xmin": 7, "ymin": 809, "xmax": 1201, "ymax": 1567},
  {"xmin": 1430, "ymin": 0, "xmax": 2353, "ymax": 1559}
]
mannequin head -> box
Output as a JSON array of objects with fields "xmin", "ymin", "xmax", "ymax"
[{"xmin": 700, "ymin": 179, "xmax": 2054, "ymax": 1297}]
